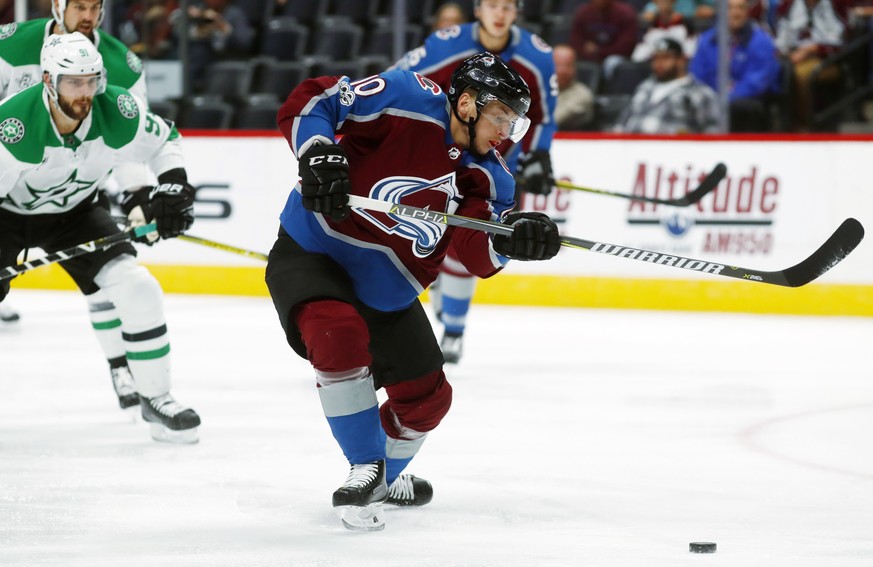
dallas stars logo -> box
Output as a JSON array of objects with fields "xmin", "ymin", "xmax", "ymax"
[
  {"xmin": 117, "ymin": 94, "xmax": 139, "ymax": 119},
  {"xmin": 0, "ymin": 118, "xmax": 24, "ymax": 144},
  {"xmin": 0, "ymin": 23, "xmax": 16, "ymax": 40},
  {"xmin": 16, "ymin": 170, "xmax": 98, "ymax": 210},
  {"xmin": 126, "ymin": 50, "xmax": 143, "ymax": 73}
]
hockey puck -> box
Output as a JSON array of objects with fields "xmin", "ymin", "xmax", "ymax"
[{"xmin": 689, "ymin": 542, "xmax": 717, "ymax": 553}]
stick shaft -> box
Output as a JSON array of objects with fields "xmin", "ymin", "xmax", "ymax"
[
  {"xmin": 554, "ymin": 162, "xmax": 727, "ymax": 207},
  {"xmin": 1, "ymin": 224, "xmax": 157, "ymax": 281},
  {"xmin": 347, "ymin": 195, "xmax": 863, "ymax": 287},
  {"xmin": 177, "ymin": 234, "xmax": 269, "ymax": 262}
]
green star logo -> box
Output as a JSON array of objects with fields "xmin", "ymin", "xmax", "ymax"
[
  {"xmin": 16, "ymin": 170, "xmax": 98, "ymax": 210},
  {"xmin": 126, "ymin": 50, "xmax": 143, "ymax": 73},
  {"xmin": 0, "ymin": 118, "xmax": 24, "ymax": 143},
  {"xmin": 0, "ymin": 23, "xmax": 16, "ymax": 40},
  {"xmin": 117, "ymin": 94, "xmax": 139, "ymax": 119}
]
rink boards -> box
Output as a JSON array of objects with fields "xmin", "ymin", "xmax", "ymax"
[{"xmin": 13, "ymin": 132, "xmax": 873, "ymax": 317}]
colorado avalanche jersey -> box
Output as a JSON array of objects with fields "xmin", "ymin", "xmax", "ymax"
[
  {"xmin": 393, "ymin": 23, "xmax": 557, "ymax": 173},
  {"xmin": 277, "ymin": 69, "xmax": 516, "ymax": 312}
]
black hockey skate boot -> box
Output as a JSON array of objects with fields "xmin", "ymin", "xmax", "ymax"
[
  {"xmin": 109, "ymin": 365, "xmax": 140, "ymax": 409},
  {"xmin": 386, "ymin": 474, "xmax": 433, "ymax": 507},
  {"xmin": 140, "ymin": 393, "xmax": 200, "ymax": 444},
  {"xmin": 440, "ymin": 331, "xmax": 463, "ymax": 364},
  {"xmin": 333, "ymin": 460, "xmax": 388, "ymax": 531}
]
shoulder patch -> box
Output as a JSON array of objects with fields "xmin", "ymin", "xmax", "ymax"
[
  {"xmin": 0, "ymin": 117, "xmax": 25, "ymax": 144},
  {"xmin": 338, "ymin": 80, "xmax": 355, "ymax": 106},
  {"xmin": 126, "ymin": 50, "xmax": 143, "ymax": 73},
  {"xmin": 0, "ymin": 23, "xmax": 16, "ymax": 40},
  {"xmin": 116, "ymin": 93, "xmax": 139, "ymax": 119},
  {"xmin": 531, "ymin": 34, "xmax": 552, "ymax": 53}
]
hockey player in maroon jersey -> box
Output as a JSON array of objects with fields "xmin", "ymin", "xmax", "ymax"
[
  {"xmin": 393, "ymin": 0, "xmax": 558, "ymax": 363},
  {"xmin": 266, "ymin": 53, "xmax": 560, "ymax": 531}
]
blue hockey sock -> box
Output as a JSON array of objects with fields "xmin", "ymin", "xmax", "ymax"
[{"xmin": 319, "ymin": 373, "xmax": 386, "ymax": 464}]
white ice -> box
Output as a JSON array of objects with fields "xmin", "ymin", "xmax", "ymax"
[{"xmin": 1, "ymin": 290, "xmax": 871, "ymax": 567}]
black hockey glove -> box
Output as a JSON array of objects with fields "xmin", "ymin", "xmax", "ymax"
[
  {"xmin": 298, "ymin": 143, "xmax": 352, "ymax": 222},
  {"xmin": 514, "ymin": 150, "xmax": 554, "ymax": 196},
  {"xmin": 492, "ymin": 211, "xmax": 561, "ymax": 261},
  {"xmin": 119, "ymin": 188, "xmax": 157, "ymax": 244},
  {"xmin": 148, "ymin": 183, "xmax": 196, "ymax": 238},
  {"xmin": 120, "ymin": 183, "xmax": 195, "ymax": 241},
  {"xmin": 0, "ymin": 280, "xmax": 9, "ymax": 304}
]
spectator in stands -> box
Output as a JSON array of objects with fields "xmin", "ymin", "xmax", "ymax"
[
  {"xmin": 569, "ymin": 0, "xmax": 639, "ymax": 79},
  {"xmin": 775, "ymin": 0, "xmax": 848, "ymax": 130},
  {"xmin": 616, "ymin": 37, "xmax": 721, "ymax": 133},
  {"xmin": 641, "ymin": 0, "xmax": 715, "ymax": 21},
  {"xmin": 177, "ymin": 0, "xmax": 254, "ymax": 91},
  {"xmin": 633, "ymin": 0, "xmax": 697, "ymax": 62},
  {"xmin": 432, "ymin": 2, "xmax": 467, "ymax": 30},
  {"xmin": 1, "ymin": 0, "xmax": 12, "ymax": 25},
  {"xmin": 120, "ymin": 0, "xmax": 179, "ymax": 59},
  {"xmin": 553, "ymin": 43, "xmax": 595, "ymax": 129},
  {"xmin": 689, "ymin": 0, "xmax": 781, "ymax": 132}
]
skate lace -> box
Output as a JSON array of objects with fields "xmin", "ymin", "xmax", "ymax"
[
  {"xmin": 344, "ymin": 463, "xmax": 380, "ymax": 489},
  {"xmin": 388, "ymin": 474, "xmax": 414, "ymax": 501},
  {"xmin": 148, "ymin": 393, "xmax": 186, "ymax": 417}
]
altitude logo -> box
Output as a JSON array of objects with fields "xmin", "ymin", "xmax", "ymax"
[{"xmin": 626, "ymin": 162, "xmax": 779, "ymax": 256}]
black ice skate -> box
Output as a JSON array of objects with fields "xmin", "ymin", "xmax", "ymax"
[
  {"xmin": 441, "ymin": 331, "xmax": 463, "ymax": 364},
  {"xmin": 333, "ymin": 460, "xmax": 388, "ymax": 531},
  {"xmin": 140, "ymin": 393, "xmax": 200, "ymax": 444},
  {"xmin": 109, "ymin": 365, "xmax": 139, "ymax": 410},
  {"xmin": 386, "ymin": 474, "xmax": 433, "ymax": 507}
]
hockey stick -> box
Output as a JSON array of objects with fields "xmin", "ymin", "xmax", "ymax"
[
  {"xmin": 176, "ymin": 234, "xmax": 269, "ymax": 262},
  {"xmin": 552, "ymin": 162, "xmax": 727, "ymax": 207},
  {"xmin": 1, "ymin": 224, "xmax": 157, "ymax": 281},
  {"xmin": 111, "ymin": 215, "xmax": 269, "ymax": 262},
  {"xmin": 347, "ymin": 195, "xmax": 864, "ymax": 287}
]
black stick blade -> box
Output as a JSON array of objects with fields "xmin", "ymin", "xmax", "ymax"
[
  {"xmin": 781, "ymin": 217, "xmax": 865, "ymax": 287},
  {"xmin": 673, "ymin": 162, "xmax": 727, "ymax": 206}
]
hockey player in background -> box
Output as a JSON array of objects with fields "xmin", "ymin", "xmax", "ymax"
[
  {"xmin": 267, "ymin": 53, "xmax": 560, "ymax": 530},
  {"xmin": 393, "ymin": 0, "xmax": 558, "ymax": 363},
  {"xmin": 0, "ymin": 0, "xmax": 156, "ymax": 409},
  {"xmin": 0, "ymin": 33, "xmax": 200, "ymax": 443}
]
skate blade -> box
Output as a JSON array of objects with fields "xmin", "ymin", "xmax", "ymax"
[
  {"xmin": 337, "ymin": 503, "xmax": 385, "ymax": 531},
  {"xmin": 148, "ymin": 423, "xmax": 199, "ymax": 444}
]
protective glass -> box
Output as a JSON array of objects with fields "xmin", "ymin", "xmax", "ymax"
[
  {"xmin": 479, "ymin": 102, "xmax": 531, "ymax": 143},
  {"xmin": 56, "ymin": 73, "xmax": 104, "ymax": 97}
]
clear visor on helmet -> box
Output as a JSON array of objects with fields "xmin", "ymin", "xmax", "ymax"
[
  {"xmin": 478, "ymin": 101, "xmax": 531, "ymax": 143},
  {"xmin": 56, "ymin": 72, "xmax": 105, "ymax": 97}
]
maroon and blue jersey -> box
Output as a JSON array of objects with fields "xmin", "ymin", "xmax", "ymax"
[
  {"xmin": 277, "ymin": 69, "xmax": 516, "ymax": 312},
  {"xmin": 393, "ymin": 23, "xmax": 558, "ymax": 174}
]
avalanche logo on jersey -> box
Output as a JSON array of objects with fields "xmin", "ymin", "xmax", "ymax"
[{"xmin": 359, "ymin": 173, "xmax": 458, "ymax": 258}]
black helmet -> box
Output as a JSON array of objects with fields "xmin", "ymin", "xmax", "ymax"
[{"xmin": 449, "ymin": 52, "xmax": 531, "ymax": 120}]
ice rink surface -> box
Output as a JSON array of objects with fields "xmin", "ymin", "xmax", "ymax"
[{"xmin": 1, "ymin": 290, "xmax": 871, "ymax": 567}]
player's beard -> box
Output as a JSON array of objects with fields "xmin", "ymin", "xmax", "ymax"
[
  {"xmin": 58, "ymin": 95, "xmax": 93, "ymax": 121},
  {"xmin": 74, "ymin": 20, "xmax": 96, "ymax": 40}
]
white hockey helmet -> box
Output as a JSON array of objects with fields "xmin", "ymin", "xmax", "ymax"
[
  {"xmin": 52, "ymin": 0, "xmax": 105, "ymax": 33},
  {"xmin": 41, "ymin": 32, "xmax": 106, "ymax": 101}
]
